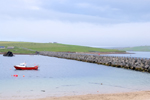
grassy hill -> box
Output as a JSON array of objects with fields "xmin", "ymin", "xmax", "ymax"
[
  {"xmin": 0, "ymin": 41, "xmax": 125, "ymax": 54},
  {"xmin": 120, "ymin": 46, "xmax": 150, "ymax": 52}
]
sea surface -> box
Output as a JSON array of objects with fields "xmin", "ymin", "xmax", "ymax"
[
  {"xmin": 1, "ymin": 51, "xmax": 150, "ymax": 99},
  {"xmin": 103, "ymin": 51, "xmax": 150, "ymax": 58}
]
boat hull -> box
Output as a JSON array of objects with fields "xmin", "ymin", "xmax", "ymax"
[{"xmin": 14, "ymin": 65, "xmax": 38, "ymax": 70}]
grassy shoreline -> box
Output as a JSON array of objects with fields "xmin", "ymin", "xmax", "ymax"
[{"xmin": 0, "ymin": 41, "xmax": 125, "ymax": 54}]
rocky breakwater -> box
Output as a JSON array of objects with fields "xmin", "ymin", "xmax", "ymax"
[{"xmin": 39, "ymin": 51, "xmax": 150, "ymax": 73}]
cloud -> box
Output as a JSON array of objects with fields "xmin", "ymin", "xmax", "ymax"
[
  {"xmin": 1, "ymin": 0, "xmax": 150, "ymax": 23},
  {"xmin": 76, "ymin": 2, "xmax": 120, "ymax": 12},
  {"xmin": 21, "ymin": 0, "xmax": 41, "ymax": 10},
  {"xmin": 1, "ymin": 19, "xmax": 150, "ymax": 46},
  {"xmin": 1, "ymin": 0, "xmax": 150, "ymax": 47}
]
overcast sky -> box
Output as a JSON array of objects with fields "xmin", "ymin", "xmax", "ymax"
[{"xmin": 1, "ymin": 0, "xmax": 150, "ymax": 47}]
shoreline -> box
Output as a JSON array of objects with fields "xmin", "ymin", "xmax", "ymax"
[
  {"xmin": 35, "ymin": 91, "xmax": 150, "ymax": 100},
  {"xmin": 0, "ymin": 51, "xmax": 132, "ymax": 56},
  {"xmin": 38, "ymin": 91, "xmax": 150, "ymax": 100},
  {"xmin": 0, "ymin": 53, "xmax": 36, "ymax": 55},
  {"xmin": 2, "ymin": 91, "xmax": 150, "ymax": 100},
  {"xmin": 76, "ymin": 51, "xmax": 133, "ymax": 55}
]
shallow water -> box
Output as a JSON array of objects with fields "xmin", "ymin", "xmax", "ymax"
[
  {"xmin": 0, "ymin": 52, "xmax": 150, "ymax": 99},
  {"xmin": 102, "ymin": 51, "xmax": 150, "ymax": 58}
]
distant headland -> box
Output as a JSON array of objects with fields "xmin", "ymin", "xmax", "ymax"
[{"xmin": 0, "ymin": 41, "xmax": 126, "ymax": 54}]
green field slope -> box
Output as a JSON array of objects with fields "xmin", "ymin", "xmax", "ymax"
[
  {"xmin": 120, "ymin": 46, "xmax": 150, "ymax": 52},
  {"xmin": 0, "ymin": 41, "xmax": 125, "ymax": 54}
]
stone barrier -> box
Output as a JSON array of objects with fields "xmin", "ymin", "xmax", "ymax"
[{"xmin": 39, "ymin": 51, "xmax": 150, "ymax": 73}]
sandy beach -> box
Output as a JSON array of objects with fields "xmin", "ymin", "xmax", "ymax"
[
  {"xmin": 2, "ymin": 91, "xmax": 150, "ymax": 100},
  {"xmin": 31, "ymin": 91, "xmax": 150, "ymax": 100}
]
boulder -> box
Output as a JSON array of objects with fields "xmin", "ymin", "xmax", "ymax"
[
  {"xmin": 3, "ymin": 51, "xmax": 14, "ymax": 57},
  {"xmin": 35, "ymin": 51, "xmax": 40, "ymax": 55}
]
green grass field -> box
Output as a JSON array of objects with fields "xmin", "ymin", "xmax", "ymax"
[
  {"xmin": 121, "ymin": 46, "xmax": 150, "ymax": 52},
  {"xmin": 0, "ymin": 41, "xmax": 125, "ymax": 54}
]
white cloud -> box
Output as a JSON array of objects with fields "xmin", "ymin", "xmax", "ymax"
[
  {"xmin": 22, "ymin": 0, "xmax": 39, "ymax": 4},
  {"xmin": 21, "ymin": 0, "xmax": 41, "ymax": 10},
  {"xmin": 0, "ymin": 0, "xmax": 41, "ymax": 11},
  {"xmin": 1, "ymin": 0, "xmax": 150, "ymax": 47},
  {"xmin": 76, "ymin": 3, "xmax": 120, "ymax": 12},
  {"xmin": 30, "ymin": 6, "xmax": 40, "ymax": 10},
  {"xmin": 1, "ymin": 0, "xmax": 150, "ymax": 23},
  {"xmin": 1, "ymin": 19, "xmax": 150, "ymax": 46}
]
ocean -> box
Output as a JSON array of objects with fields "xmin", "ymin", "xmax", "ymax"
[{"xmin": 1, "ymin": 51, "xmax": 150, "ymax": 99}]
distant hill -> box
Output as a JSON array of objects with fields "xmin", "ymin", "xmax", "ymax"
[
  {"xmin": 0, "ymin": 41, "xmax": 125, "ymax": 54},
  {"xmin": 118, "ymin": 46, "xmax": 150, "ymax": 52}
]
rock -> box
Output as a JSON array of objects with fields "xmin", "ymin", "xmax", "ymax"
[
  {"xmin": 41, "ymin": 90, "xmax": 45, "ymax": 92},
  {"xmin": 144, "ymin": 65, "xmax": 149, "ymax": 69},
  {"xmin": 35, "ymin": 51, "xmax": 39, "ymax": 55},
  {"xmin": 39, "ymin": 51, "xmax": 150, "ymax": 73},
  {"xmin": 3, "ymin": 51, "xmax": 14, "ymax": 57},
  {"xmin": 146, "ymin": 60, "xmax": 150, "ymax": 66}
]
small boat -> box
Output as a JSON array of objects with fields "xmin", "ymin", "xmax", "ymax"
[{"xmin": 14, "ymin": 63, "xmax": 38, "ymax": 70}]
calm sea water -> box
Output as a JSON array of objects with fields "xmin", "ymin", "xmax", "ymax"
[
  {"xmin": 1, "ymin": 51, "xmax": 150, "ymax": 99},
  {"xmin": 103, "ymin": 51, "xmax": 150, "ymax": 58}
]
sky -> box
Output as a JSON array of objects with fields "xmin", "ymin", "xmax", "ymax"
[{"xmin": 1, "ymin": 0, "xmax": 150, "ymax": 47}]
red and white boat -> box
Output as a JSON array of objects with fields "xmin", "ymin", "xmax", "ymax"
[{"xmin": 14, "ymin": 63, "xmax": 38, "ymax": 70}]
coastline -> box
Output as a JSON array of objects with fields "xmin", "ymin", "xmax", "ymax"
[
  {"xmin": 0, "ymin": 53, "xmax": 36, "ymax": 55},
  {"xmin": 2, "ymin": 91, "xmax": 150, "ymax": 100},
  {"xmin": 37, "ymin": 91, "xmax": 150, "ymax": 100},
  {"xmin": 34, "ymin": 91, "xmax": 150, "ymax": 100},
  {"xmin": 0, "ymin": 51, "xmax": 132, "ymax": 56},
  {"xmin": 75, "ymin": 51, "xmax": 133, "ymax": 55}
]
